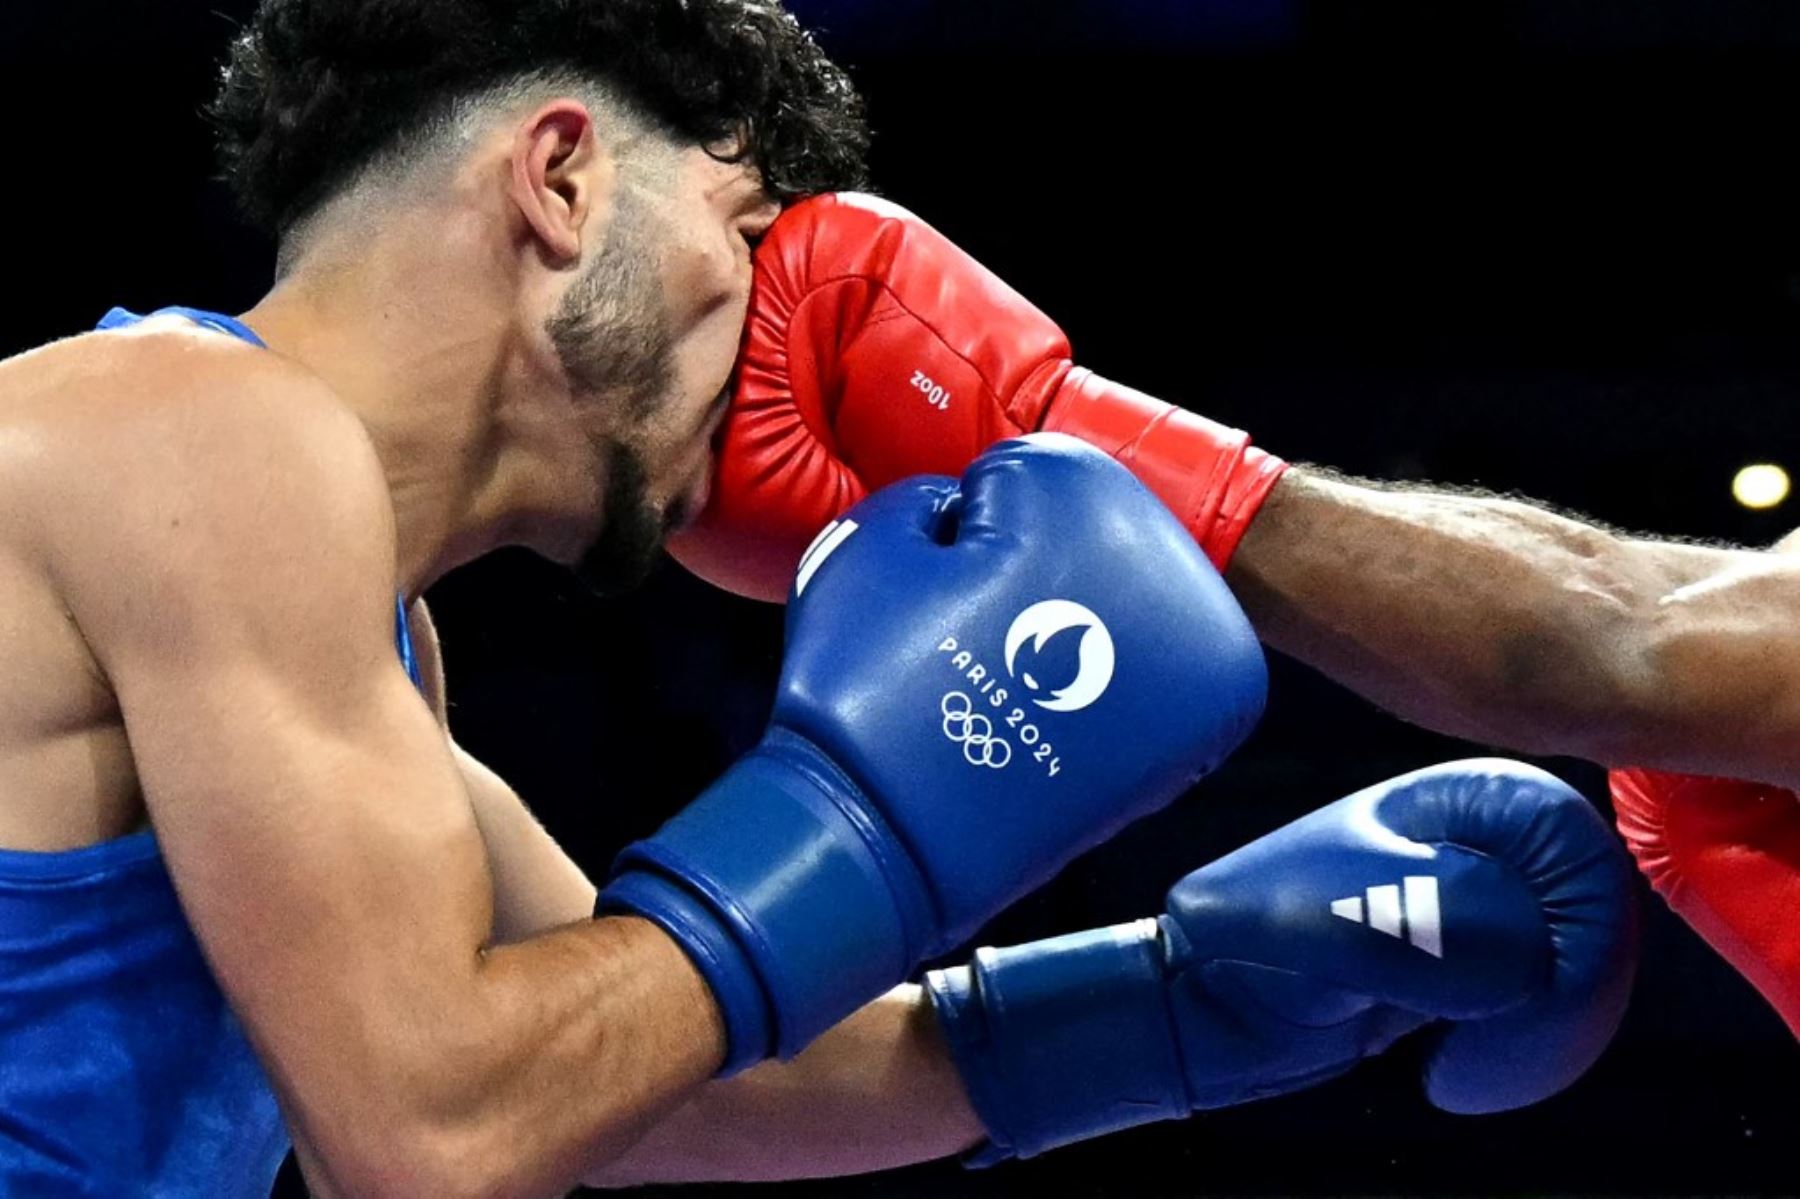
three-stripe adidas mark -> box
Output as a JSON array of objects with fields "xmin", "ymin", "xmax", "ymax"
[{"xmin": 1329, "ymin": 876, "xmax": 1443, "ymax": 958}]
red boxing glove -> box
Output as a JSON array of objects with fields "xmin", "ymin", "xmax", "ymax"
[
  {"xmin": 667, "ymin": 193, "xmax": 1287, "ymax": 603},
  {"xmin": 1609, "ymin": 767, "xmax": 1800, "ymax": 1037}
]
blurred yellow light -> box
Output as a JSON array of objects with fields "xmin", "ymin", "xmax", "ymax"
[{"xmin": 1733, "ymin": 464, "xmax": 1791, "ymax": 510}]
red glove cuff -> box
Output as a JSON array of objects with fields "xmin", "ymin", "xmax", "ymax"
[{"xmin": 1041, "ymin": 369, "xmax": 1288, "ymax": 572}]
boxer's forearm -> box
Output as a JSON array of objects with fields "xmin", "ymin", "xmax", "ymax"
[
  {"xmin": 584, "ymin": 987, "xmax": 983, "ymax": 1186},
  {"xmin": 286, "ymin": 915, "xmax": 724, "ymax": 1199},
  {"xmin": 453, "ymin": 765, "xmax": 981, "ymax": 1186},
  {"xmin": 1230, "ymin": 469, "xmax": 1800, "ymax": 778}
]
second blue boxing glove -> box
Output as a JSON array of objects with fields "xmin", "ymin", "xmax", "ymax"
[{"xmin": 927, "ymin": 759, "xmax": 1642, "ymax": 1161}]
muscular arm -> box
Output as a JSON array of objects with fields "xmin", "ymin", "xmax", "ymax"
[
  {"xmin": 1230, "ymin": 469, "xmax": 1800, "ymax": 787},
  {"xmin": 38, "ymin": 342, "xmax": 721, "ymax": 1198},
  {"xmin": 410, "ymin": 602, "xmax": 983, "ymax": 1183},
  {"xmin": 461, "ymin": 743, "xmax": 981, "ymax": 1182}
]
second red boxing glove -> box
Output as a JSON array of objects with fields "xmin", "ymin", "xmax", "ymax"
[
  {"xmin": 666, "ymin": 193, "xmax": 1287, "ymax": 603},
  {"xmin": 1610, "ymin": 766, "xmax": 1800, "ymax": 1037}
]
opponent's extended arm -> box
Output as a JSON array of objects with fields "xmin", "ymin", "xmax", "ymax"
[
  {"xmin": 1231, "ymin": 470, "xmax": 1800, "ymax": 787},
  {"xmin": 671, "ymin": 193, "xmax": 1800, "ymax": 789}
]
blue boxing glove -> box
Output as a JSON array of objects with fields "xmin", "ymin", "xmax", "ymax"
[
  {"xmin": 601, "ymin": 435, "xmax": 1267, "ymax": 1073},
  {"xmin": 927, "ymin": 759, "xmax": 1641, "ymax": 1161}
]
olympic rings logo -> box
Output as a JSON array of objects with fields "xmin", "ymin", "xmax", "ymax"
[{"xmin": 941, "ymin": 691, "xmax": 1013, "ymax": 769}]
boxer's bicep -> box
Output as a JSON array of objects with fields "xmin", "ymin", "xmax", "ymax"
[{"xmin": 40, "ymin": 374, "xmax": 500, "ymax": 1158}]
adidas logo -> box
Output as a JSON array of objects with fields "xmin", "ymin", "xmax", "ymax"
[{"xmin": 1329, "ymin": 876, "xmax": 1442, "ymax": 958}]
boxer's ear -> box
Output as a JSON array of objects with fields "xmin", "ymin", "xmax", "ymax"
[{"xmin": 509, "ymin": 99, "xmax": 606, "ymax": 265}]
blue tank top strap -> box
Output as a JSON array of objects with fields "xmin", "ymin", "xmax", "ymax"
[
  {"xmin": 96, "ymin": 305, "xmax": 267, "ymax": 349},
  {"xmin": 396, "ymin": 595, "xmax": 423, "ymax": 690},
  {"xmin": 155, "ymin": 306, "xmax": 268, "ymax": 348}
]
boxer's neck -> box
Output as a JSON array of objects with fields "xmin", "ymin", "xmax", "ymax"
[{"xmin": 240, "ymin": 211, "xmax": 607, "ymax": 600}]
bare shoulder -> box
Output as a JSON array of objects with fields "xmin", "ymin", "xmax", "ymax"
[
  {"xmin": 0, "ymin": 323, "xmax": 398, "ymax": 669},
  {"xmin": 7, "ymin": 321, "xmax": 382, "ymax": 505}
]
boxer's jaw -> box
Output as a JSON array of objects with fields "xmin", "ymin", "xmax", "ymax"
[{"xmin": 549, "ymin": 150, "xmax": 770, "ymax": 591}]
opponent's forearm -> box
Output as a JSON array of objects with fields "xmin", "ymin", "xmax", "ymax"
[
  {"xmin": 585, "ymin": 986, "xmax": 983, "ymax": 1186},
  {"xmin": 1229, "ymin": 469, "xmax": 1718, "ymax": 762}
]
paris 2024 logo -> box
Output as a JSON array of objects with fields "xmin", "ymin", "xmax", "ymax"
[{"xmin": 936, "ymin": 600, "xmax": 1116, "ymax": 778}]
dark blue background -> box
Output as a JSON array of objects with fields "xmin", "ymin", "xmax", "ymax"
[{"xmin": 2, "ymin": 2, "xmax": 1794, "ymax": 1193}]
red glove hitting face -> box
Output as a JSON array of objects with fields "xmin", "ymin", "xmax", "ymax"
[
  {"xmin": 667, "ymin": 193, "xmax": 1288, "ymax": 603},
  {"xmin": 1610, "ymin": 767, "xmax": 1800, "ymax": 1037}
]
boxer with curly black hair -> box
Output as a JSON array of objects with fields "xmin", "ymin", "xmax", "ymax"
[{"xmin": 0, "ymin": 3, "xmax": 948, "ymax": 1196}]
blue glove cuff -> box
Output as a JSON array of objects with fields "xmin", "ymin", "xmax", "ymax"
[
  {"xmin": 925, "ymin": 919, "xmax": 1191, "ymax": 1163},
  {"xmin": 597, "ymin": 871, "xmax": 773, "ymax": 1077},
  {"xmin": 603, "ymin": 729, "xmax": 936, "ymax": 1069}
]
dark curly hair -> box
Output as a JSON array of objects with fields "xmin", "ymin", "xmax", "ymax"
[{"xmin": 210, "ymin": 0, "xmax": 870, "ymax": 235}]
